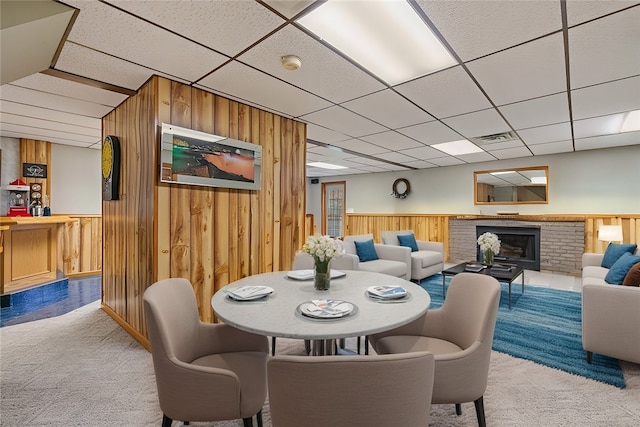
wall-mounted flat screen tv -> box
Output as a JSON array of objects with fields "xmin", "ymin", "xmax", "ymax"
[{"xmin": 160, "ymin": 123, "xmax": 261, "ymax": 191}]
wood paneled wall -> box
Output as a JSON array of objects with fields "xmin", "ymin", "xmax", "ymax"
[
  {"xmin": 346, "ymin": 214, "xmax": 450, "ymax": 259},
  {"xmin": 57, "ymin": 215, "xmax": 102, "ymax": 276},
  {"xmin": 19, "ymin": 139, "xmax": 51, "ymax": 198},
  {"xmin": 102, "ymin": 76, "xmax": 306, "ymax": 342},
  {"xmin": 346, "ymin": 213, "xmax": 640, "ymax": 262}
]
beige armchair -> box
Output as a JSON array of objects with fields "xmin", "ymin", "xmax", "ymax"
[
  {"xmin": 381, "ymin": 230, "xmax": 444, "ymax": 283},
  {"xmin": 369, "ymin": 273, "xmax": 500, "ymax": 427},
  {"xmin": 268, "ymin": 352, "xmax": 435, "ymax": 427},
  {"xmin": 343, "ymin": 233, "xmax": 411, "ymax": 280},
  {"xmin": 143, "ymin": 278, "xmax": 269, "ymax": 427}
]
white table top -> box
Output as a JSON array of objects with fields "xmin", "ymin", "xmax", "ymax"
[{"xmin": 211, "ymin": 270, "xmax": 431, "ymax": 340}]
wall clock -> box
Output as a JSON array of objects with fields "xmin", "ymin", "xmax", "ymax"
[{"xmin": 102, "ymin": 135, "xmax": 121, "ymax": 200}]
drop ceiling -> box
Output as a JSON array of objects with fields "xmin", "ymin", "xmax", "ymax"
[{"xmin": 1, "ymin": 0, "xmax": 638, "ymax": 178}]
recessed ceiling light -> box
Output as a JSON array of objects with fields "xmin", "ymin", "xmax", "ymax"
[
  {"xmin": 307, "ymin": 162, "xmax": 348, "ymax": 170},
  {"xmin": 297, "ymin": 0, "xmax": 456, "ymax": 85},
  {"xmin": 431, "ymin": 140, "xmax": 483, "ymax": 156},
  {"xmin": 621, "ymin": 110, "xmax": 640, "ymax": 133}
]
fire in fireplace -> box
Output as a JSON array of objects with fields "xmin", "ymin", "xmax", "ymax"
[{"xmin": 476, "ymin": 225, "xmax": 541, "ymax": 271}]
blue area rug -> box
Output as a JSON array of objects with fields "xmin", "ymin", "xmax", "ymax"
[{"xmin": 419, "ymin": 274, "xmax": 625, "ymax": 389}]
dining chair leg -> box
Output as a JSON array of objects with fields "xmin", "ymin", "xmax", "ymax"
[
  {"xmin": 455, "ymin": 403, "xmax": 462, "ymax": 415},
  {"xmin": 357, "ymin": 336, "xmax": 361, "ymax": 354},
  {"xmin": 474, "ymin": 397, "xmax": 486, "ymax": 427},
  {"xmin": 242, "ymin": 416, "xmax": 253, "ymax": 427},
  {"xmin": 257, "ymin": 410, "xmax": 263, "ymax": 427},
  {"xmin": 271, "ymin": 337, "xmax": 276, "ymax": 356},
  {"xmin": 162, "ymin": 415, "xmax": 172, "ymax": 427},
  {"xmin": 364, "ymin": 336, "xmax": 369, "ymax": 355}
]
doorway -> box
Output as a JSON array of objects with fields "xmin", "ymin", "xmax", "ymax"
[{"xmin": 321, "ymin": 181, "xmax": 345, "ymax": 238}]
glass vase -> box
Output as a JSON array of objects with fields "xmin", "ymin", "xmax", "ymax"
[
  {"xmin": 483, "ymin": 249, "xmax": 495, "ymax": 267},
  {"xmin": 314, "ymin": 259, "xmax": 331, "ymax": 291}
]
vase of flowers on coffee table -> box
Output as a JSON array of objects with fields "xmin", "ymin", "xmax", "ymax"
[{"xmin": 477, "ymin": 232, "xmax": 501, "ymax": 267}]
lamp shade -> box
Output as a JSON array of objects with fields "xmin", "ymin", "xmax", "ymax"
[{"xmin": 598, "ymin": 225, "xmax": 623, "ymax": 242}]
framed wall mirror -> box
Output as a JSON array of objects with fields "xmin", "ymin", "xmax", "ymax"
[{"xmin": 474, "ymin": 166, "xmax": 549, "ymax": 205}]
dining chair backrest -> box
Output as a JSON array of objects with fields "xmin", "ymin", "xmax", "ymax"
[{"xmin": 267, "ymin": 352, "xmax": 435, "ymax": 427}]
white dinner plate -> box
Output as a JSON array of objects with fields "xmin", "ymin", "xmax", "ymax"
[
  {"xmin": 224, "ymin": 286, "xmax": 274, "ymax": 301},
  {"xmin": 298, "ymin": 300, "xmax": 355, "ymax": 319}
]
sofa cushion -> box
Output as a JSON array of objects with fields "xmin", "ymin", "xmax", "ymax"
[
  {"xmin": 412, "ymin": 251, "xmax": 443, "ymax": 268},
  {"xmin": 622, "ymin": 262, "xmax": 640, "ymax": 286},
  {"xmin": 357, "ymin": 259, "xmax": 407, "ymax": 278},
  {"xmin": 397, "ymin": 233, "xmax": 418, "ymax": 252},
  {"xmin": 604, "ymin": 252, "xmax": 640, "ymax": 284},
  {"xmin": 601, "ymin": 243, "xmax": 638, "ymax": 268},
  {"xmin": 354, "ymin": 239, "xmax": 378, "ymax": 262}
]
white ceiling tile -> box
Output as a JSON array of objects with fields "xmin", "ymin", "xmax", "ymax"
[
  {"xmin": 199, "ymin": 61, "xmax": 331, "ymax": 118},
  {"xmin": 306, "ymin": 124, "xmax": 350, "ymax": 144},
  {"xmin": 0, "ymin": 100, "xmax": 101, "ymax": 130},
  {"xmin": 375, "ymin": 151, "xmax": 418, "ymax": 164},
  {"xmin": 263, "ymin": 1, "xmax": 316, "ymax": 19},
  {"xmin": 517, "ymin": 123, "xmax": 573, "ymax": 145},
  {"xmin": 360, "ymin": 131, "xmax": 424, "ymax": 151},
  {"xmin": 573, "ymin": 114, "xmax": 627, "ymax": 139},
  {"xmin": 56, "ymin": 43, "xmax": 163, "ymax": 90},
  {"xmin": 395, "ymin": 66, "xmax": 491, "ymax": 119},
  {"xmin": 331, "ymin": 139, "xmax": 388, "ymax": 156},
  {"xmin": 111, "ymin": 0, "xmax": 285, "ymax": 57},
  {"xmin": 575, "ymin": 131, "xmax": 640, "ymax": 152},
  {"xmin": 397, "ymin": 121, "xmax": 462, "ymax": 145},
  {"xmin": 569, "ymin": 6, "xmax": 640, "ymax": 88},
  {"xmin": 342, "ymin": 89, "xmax": 434, "ymax": 129},
  {"xmin": 10, "ymin": 73, "xmax": 127, "ymax": 107},
  {"xmin": 0, "ymin": 112, "xmax": 101, "ymax": 139},
  {"xmin": 1, "ymin": 84, "xmax": 113, "ymax": 117},
  {"xmin": 415, "ymin": 0, "xmax": 562, "ymax": 61},
  {"xmin": 399, "ymin": 145, "xmax": 450, "ymax": 161},
  {"xmin": 566, "ymin": 0, "xmax": 639, "ymax": 26},
  {"xmin": 442, "ymin": 109, "xmax": 510, "ymax": 139},
  {"xmin": 528, "ymin": 140, "xmax": 575, "ymax": 155},
  {"xmin": 427, "ymin": 156, "xmax": 466, "ymax": 167},
  {"xmin": 476, "ymin": 140, "xmax": 525, "ymax": 152},
  {"xmin": 499, "ymin": 93, "xmax": 570, "ymax": 130},
  {"xmin": 239, "ymin": 25, "xmax": 386, "ymax": 104},
  {"xmin": 457, "ymin": 151, "xmax": 497, "ymax": 163},
  {"xmin": 404, "ymin": 160, "xmax": 438, "ymax": 169},
  {"xmin": 467, "ymin": 33, "xmax": 566, "ymax": 105},
  {"xmin": 0, "ymin": 123, "xmax": 99, "ymax": 145},
  {"xmin": 487, "ymin": 146, "xmax": 534, "ymax": 160},
  {"xmin": 64, "ymin": 1, "xmax": 228, "ymax": 82},
  {"xmin": 571, "ymin": 76, "xmax": 640, "ymax": 120},
  {"xmin": 299, "ymin": 106, "xmax": 387, "ymax": 137}
]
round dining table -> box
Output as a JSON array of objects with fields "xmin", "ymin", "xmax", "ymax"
[{"xmin": 211, "ymin": 270, "xmax": 431, "ymax": 355}]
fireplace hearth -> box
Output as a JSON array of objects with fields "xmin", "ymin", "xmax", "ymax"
[{"xmin": 476, "ymin": 225, "xmax": 541, "ymax": 271}]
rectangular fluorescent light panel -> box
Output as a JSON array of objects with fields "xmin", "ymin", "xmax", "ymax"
[
  {"xmin": 621, "ymin": 110, "xmax": 640, "ymax": 133},
  {"xmin": 432, "ymin": 140, "xmax": 483, "ymax": 156},
  {"xmin": 530, "ymin": 177, "xmax": 547, "ymax": 184},
  {"xmin": 307, "ymin": 162, "xmax": 348, "ymax": 170},
  {"xmin": 491, "ymin": 171, "xmax": 516, "ymax": 176},
  {"xmin": 297, "ymin": 0, "xmax": 457, "ymax": 85}
]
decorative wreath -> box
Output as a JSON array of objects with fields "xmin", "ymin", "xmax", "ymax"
[{"xmin": 391, "ymin": 178, "xmax": 410, "ymax": 199}]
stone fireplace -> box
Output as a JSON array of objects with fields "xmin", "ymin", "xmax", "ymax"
[
  {"xmin": 476, "ymin": 225, "xmax": 541, "ymax": 271},
  {"xmin": 449, "ymin": 217, "xmax": 584, "ymax": 276}
]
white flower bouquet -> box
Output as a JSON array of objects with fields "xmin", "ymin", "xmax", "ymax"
[
  {"xmin": 302, "ymin": 234, "xmax": 342, "ymax": 263},
  {"xmin": 477, "ymin": 232, "xmax": 501, "ymax": 254}
]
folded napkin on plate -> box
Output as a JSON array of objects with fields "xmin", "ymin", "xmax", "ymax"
[
  {"xmin": 225, "ymin": 286, "xmax": 273, "ymax": 300},
  {"xmin": 306, "ymin": 299, "xmax": 352, "ymax": 317}
]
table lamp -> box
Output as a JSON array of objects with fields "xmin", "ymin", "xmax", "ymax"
[{"xmin": 598, "ymin": 225, "xmax": 623, "ymax": 243}]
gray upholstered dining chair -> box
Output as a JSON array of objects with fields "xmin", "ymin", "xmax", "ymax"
[
  {"xmin": 267, "ymin": 351, "xmax": 435, "ymax": 427},
  {"xmin": 369, "ymin": 272, "xmax": 501, "ymax": 427},
  {"xmin": 143, "ymin": 278, "xmax": 269, "ymax": 427}
]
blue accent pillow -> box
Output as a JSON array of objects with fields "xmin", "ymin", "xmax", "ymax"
[
  {"xmin": 397, "ymin": 234, "xmax": 419, "ymax": 252},
  {"xmin": 604, "ymin": 252, "xmax": 640, "ymax": 284},
  {"xmin": 601, "ymin": 243, "xmax": 637, "ymax": 269},
  {"xmin": 354, "ymin": 239, "xmax": 378, "ymax": 262}
]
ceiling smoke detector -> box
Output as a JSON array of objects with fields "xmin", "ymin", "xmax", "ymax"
[{"xmin": 281, "ymin": 55, "xmax": 302, "ymax": 71}]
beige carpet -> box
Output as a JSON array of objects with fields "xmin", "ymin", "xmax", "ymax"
[{"xmin": 1, "ymin": 301, "xmax": 639, "ymax": 426}]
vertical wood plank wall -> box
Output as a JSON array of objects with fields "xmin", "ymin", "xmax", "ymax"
[
  {"xmin": 102, "ymin": 76, "xmax": 306, "ymax": 340},
  {"xmin": 346, "ymin": 214, "xmax": 640, "ymax": 262},
  {"xmin": 19, "ymin": 139, "xmax": 51, "ymax": 199}
]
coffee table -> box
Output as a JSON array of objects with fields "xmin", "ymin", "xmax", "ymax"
[{"xmin": 442, "ymin": 262, "xmax": 524, "ymax": 309}]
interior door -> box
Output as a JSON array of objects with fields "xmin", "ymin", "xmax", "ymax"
[{"xmin": 321, "ymin": 181, "xmax": 345, "ymax": 238}]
